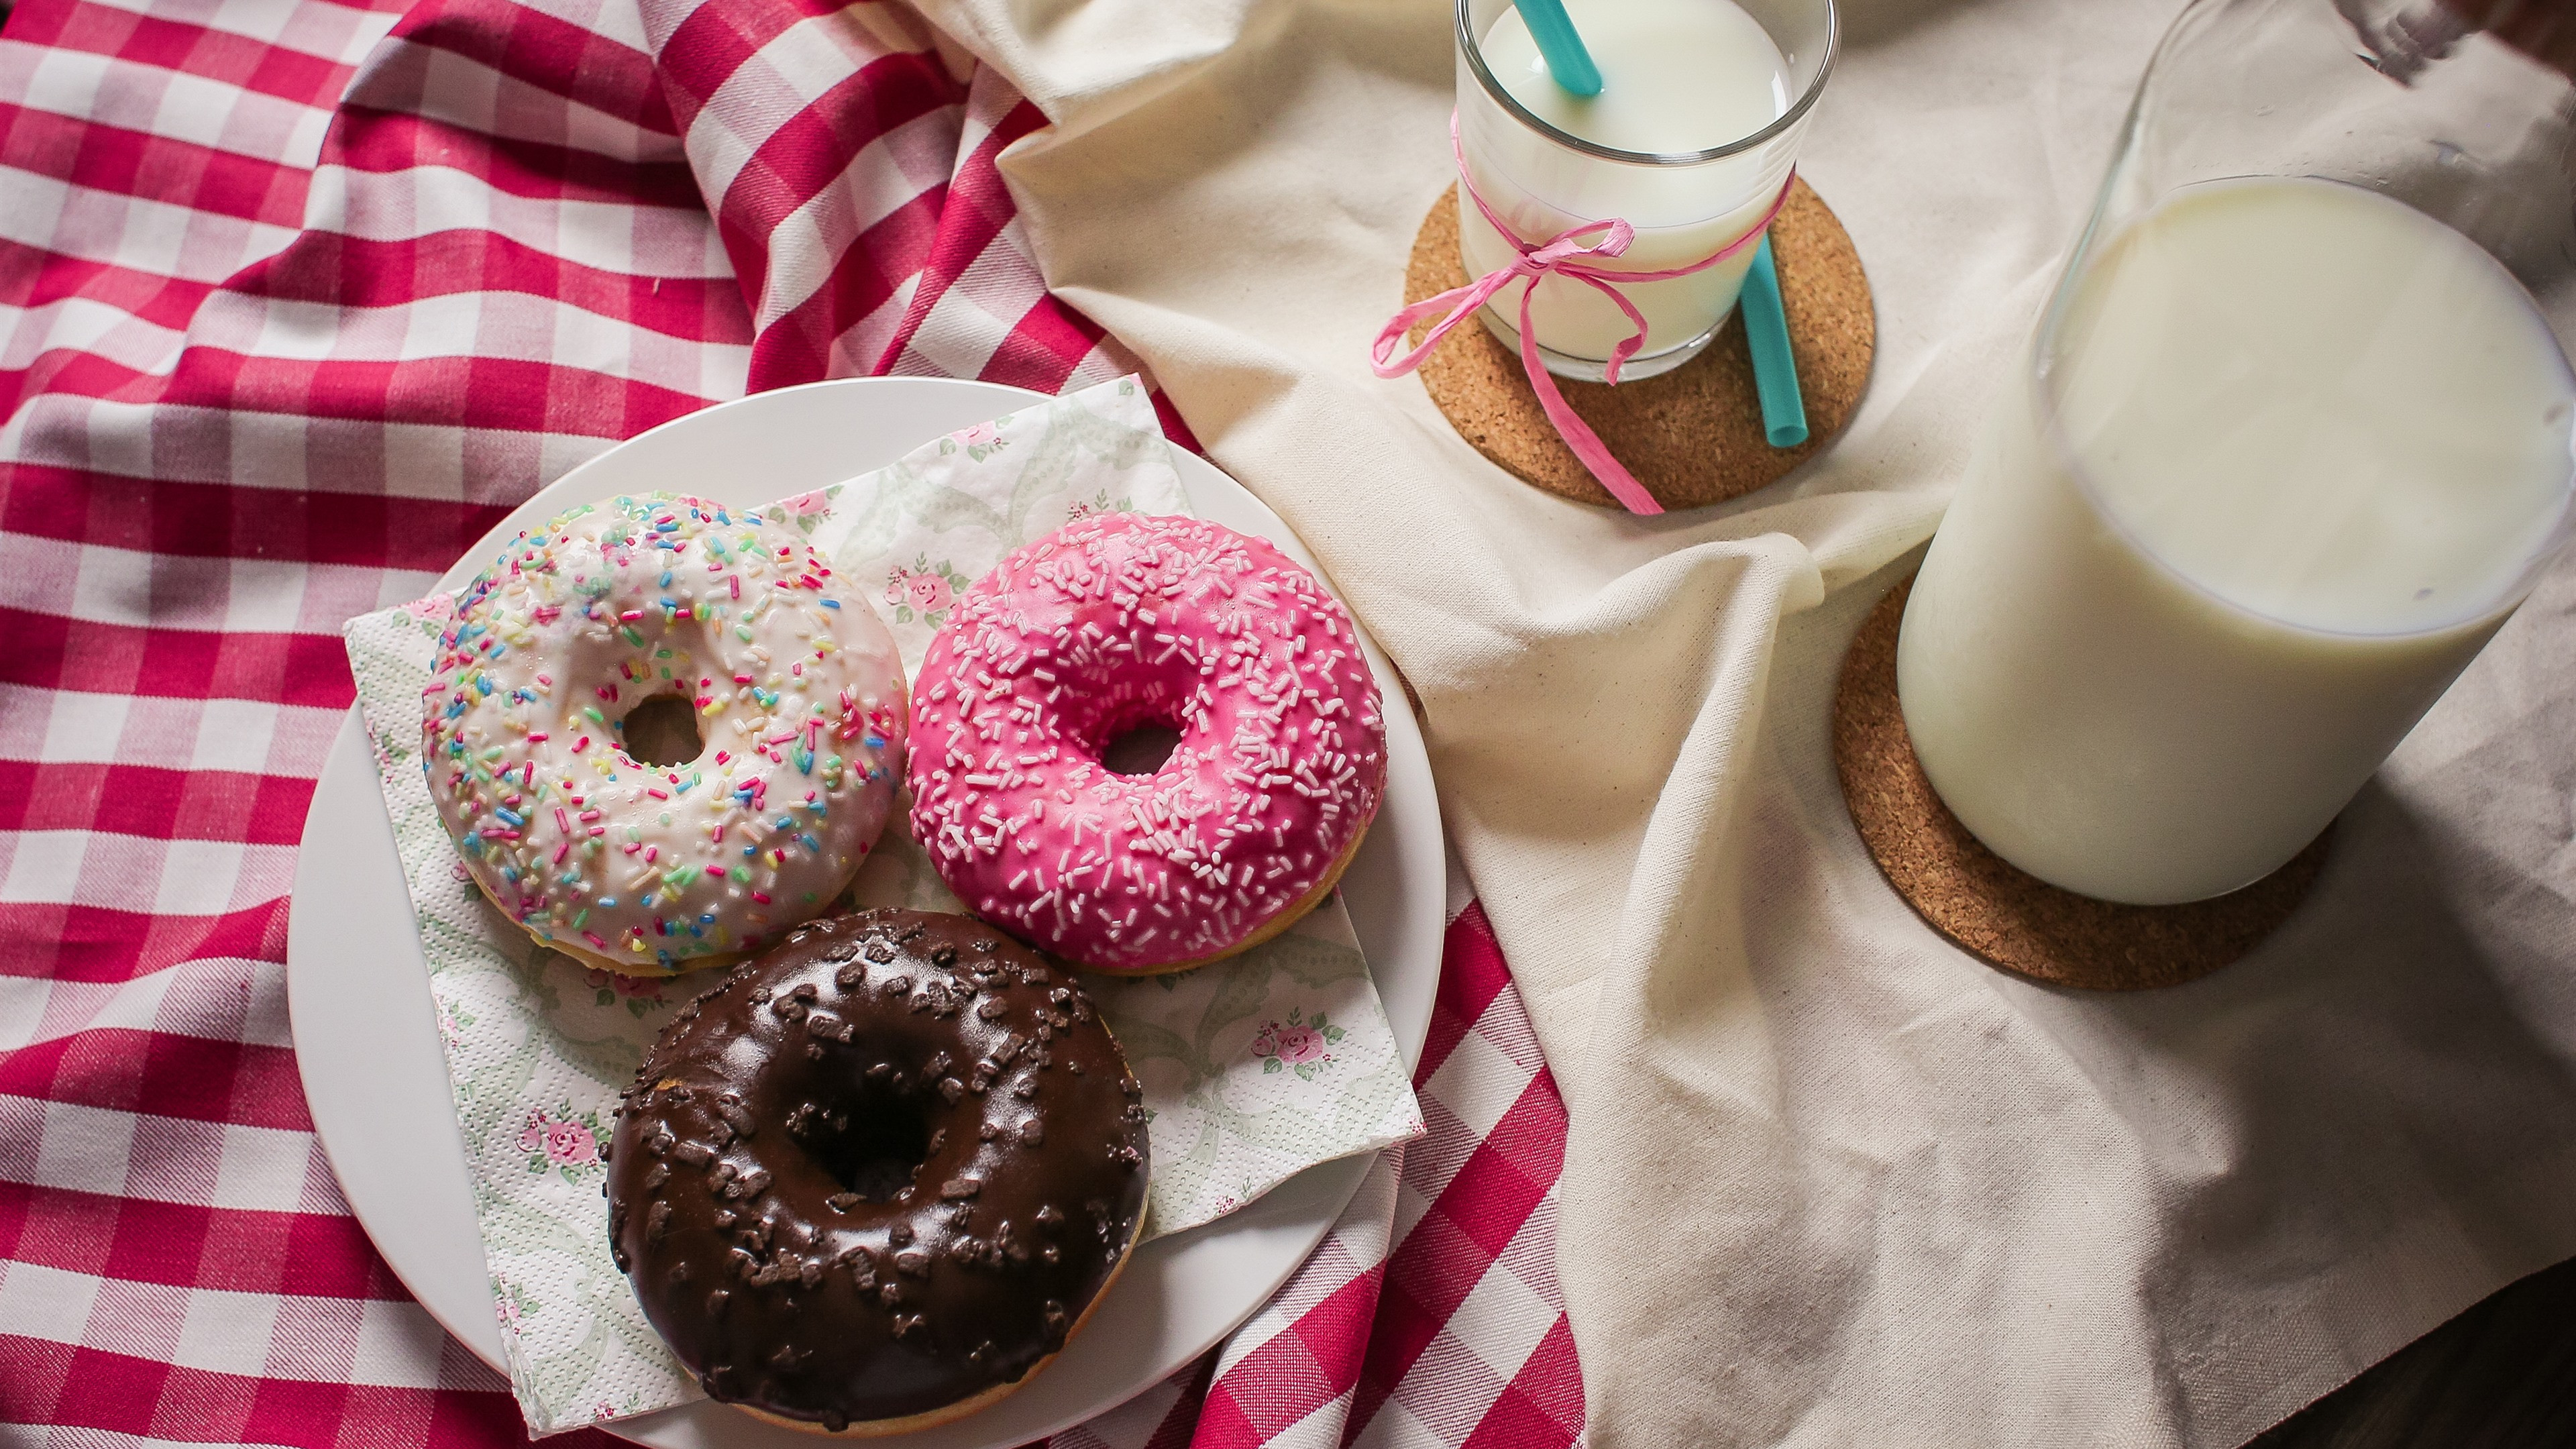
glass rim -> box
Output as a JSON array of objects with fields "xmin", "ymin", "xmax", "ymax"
[{"xmin": 1454, "ymin": 0, "xmax": 1838, "ymax": 166}]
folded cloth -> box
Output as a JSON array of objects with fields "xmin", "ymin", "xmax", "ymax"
[{"xmin": 342, "ymin": 376, "xmax": 1422, "ymax": 1435}]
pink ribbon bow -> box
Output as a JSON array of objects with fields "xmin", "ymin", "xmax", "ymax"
[{"xmin": 1375, "ymin": 115, "xmax": 1796, "ymax": 515}]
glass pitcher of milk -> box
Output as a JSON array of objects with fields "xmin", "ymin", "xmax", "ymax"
[
  {"xmin": 1454, "ymin": 0, "xmax": 1835, "ymax": 380},
  {"xmin": 1896, "ymin": 0, "xmax": 2576, "ymax": 906}
]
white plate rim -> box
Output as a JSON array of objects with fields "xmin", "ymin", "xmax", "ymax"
[{"xmin": 286, "ymin": 376, "xmax": 1444, "ymax": 1449}]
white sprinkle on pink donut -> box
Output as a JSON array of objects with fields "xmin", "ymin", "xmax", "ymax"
[{"xmin": 906, "ymin": 513, "xmax": 1387, "ymax": 973}]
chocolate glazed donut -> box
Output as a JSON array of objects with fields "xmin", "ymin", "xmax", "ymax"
[{"xmin": 607, "ymin": 909, "xmax": 1149, "ymax": 1434}]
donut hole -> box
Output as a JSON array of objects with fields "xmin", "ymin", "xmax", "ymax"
[
  {"xmin": 800, "ymin": 1082, "xmax": 934, "ymax": 1203},
  {"xmin": 1101, "ymin": 723, "xmax": 1183, "ymax": 777},
  {"xmin": 619, "ymin": 693, "xmax": 704, "ymax": 767}
]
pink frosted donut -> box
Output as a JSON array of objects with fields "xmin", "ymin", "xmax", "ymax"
[{"xmin": 908, "ymin": 513, "xmax": 1389, "ymax": 973}]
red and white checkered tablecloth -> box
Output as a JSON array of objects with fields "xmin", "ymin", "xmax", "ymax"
[{"xmin": 0, "ymin": 0, "xmax": 1585, "ymax": 1445}]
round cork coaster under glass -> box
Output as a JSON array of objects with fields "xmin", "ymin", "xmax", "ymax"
[
  {"xmin": 1404, "ymin": 178, "xmax": 1874, "ymax": 511},
  {"xmin": 1833, "ymin": 574, "xmax": 2330, "ymax": 991}
]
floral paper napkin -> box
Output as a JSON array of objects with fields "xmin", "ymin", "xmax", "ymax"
[{"xmin": 340, "ymin": 376, "xmax": 1424, "ymax": 1435}]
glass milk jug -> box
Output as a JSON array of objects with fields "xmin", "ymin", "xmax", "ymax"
[{"xmin": 1894, "ymin": 0, "xmax": 2576, "ymax": 905}]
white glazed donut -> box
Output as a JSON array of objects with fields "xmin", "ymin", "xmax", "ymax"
[{"xmin": 422, "ymin": 492, "xmax": 907, "ymax": 975}]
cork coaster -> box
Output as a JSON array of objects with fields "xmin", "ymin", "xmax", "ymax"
[
  {"xmin": 1833, "ymin": 574, "xmax": 2330, "ymax": 991},
  {"xmin": 1404, "ymin": 178, "xmax": 1874, "ymax": 511}
]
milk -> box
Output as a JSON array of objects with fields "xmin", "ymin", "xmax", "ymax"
[
  {"xmin": 1898, "ymin": 177, "xmax": 2575, "ymax": 905},
  {"xmin": 1458, "ymin": 0, "xmax": 1797, "ymax": 370}
]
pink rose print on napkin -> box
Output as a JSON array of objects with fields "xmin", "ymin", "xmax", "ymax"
[
  {"xmin": 584, "ymin": 965, "xmax": 665, "ymax": 1015},
  {"xmin": 906, "ymin": 572, "xmax": 953, "ymax": 613},
  {"xmin": 942, "ymin": 416, "xmax": 1012, "ymax": 462},
  {"xmin": 517, "ymin": 1106, "xmax": 600, "ymax": 1175},
  {"xmin": 494, "ymin": 1280, "xmax": 539, "ymax": 1336},
  {"xmin": 546, "ymin": 1120, "xmax": 595, "ymax": 1163},
  {"xmin": 1060, "ymin": 490, "xmax": 1130, "ymax": 525},
  {"xmin": 771, "ymin": 486, "xmax": 837, "ymax": 533},
  {"xmin": 1250, "ymin": 1008, "xmax": 1347, "ymax": 1081},
  {"xmin": 402, "ymin": 591, "xmax": 457, "ymax": 642},
  {"xmin": 885, "ymin": 556, "xmax": 967, "ymax": 627},
  {"xmin": 1265, "ymin": 1022, "xmax": 1326, "ymax": 1064}
]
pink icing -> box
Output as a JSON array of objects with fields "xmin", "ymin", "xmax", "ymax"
[{"xmin": 908, "ymin": 513, "xmax": 1388, "ymax": 972}]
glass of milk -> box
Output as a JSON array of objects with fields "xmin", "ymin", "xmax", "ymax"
[
  {"xmin": 1454, "ymin": 0, "xmax": 1835, "ymax": 380},
  {"xmin": 1896, "ymin": 0, "xmax": 2576, "ymax": 906}
]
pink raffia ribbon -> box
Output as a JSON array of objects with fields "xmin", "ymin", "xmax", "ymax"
[{"xmin": 1374, "ymin": 115, "xmax": 1797, "ymax": 515}]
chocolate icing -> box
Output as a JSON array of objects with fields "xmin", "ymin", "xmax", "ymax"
[{"xmin": 608, "ymin": 909, "xmax": 1149, "ymax": 1429}]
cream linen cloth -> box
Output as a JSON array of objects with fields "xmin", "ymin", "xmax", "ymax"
[{"xmin": 902, "ymin": 0, "xmax": 2576, "ymax": 1443}]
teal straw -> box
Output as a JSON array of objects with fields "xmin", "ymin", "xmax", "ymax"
[
  {"xmin": 1740, "ymin": 237, "xmax": 1807, "ymax": 447},
  {"xmin": 1509, "ymin": 0, "xmax": 1603, "ymax": 96}
]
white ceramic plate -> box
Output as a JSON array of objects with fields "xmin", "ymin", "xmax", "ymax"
[{"xmin": 286, "ymin": 377, "xmax": 1444, "ymax": 1449}]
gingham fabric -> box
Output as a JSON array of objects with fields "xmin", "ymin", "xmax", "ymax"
[{"xmin": 0, "ymin": 0, "xmax": 1585, "ymax": 1444}]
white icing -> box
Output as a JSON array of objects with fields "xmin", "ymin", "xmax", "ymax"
[{"xmin": 423, "ymin": 494, "xmax": 907, "ymax": 971}]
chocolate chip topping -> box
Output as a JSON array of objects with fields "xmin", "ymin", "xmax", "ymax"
[{"xmin": 608, "ymin": 909, "xmax": 1148, "ymax": 1429}]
